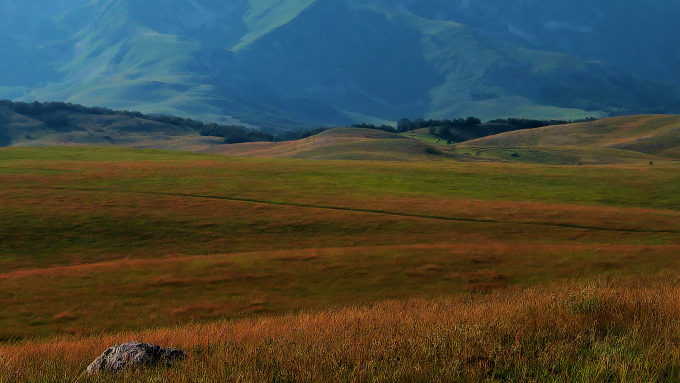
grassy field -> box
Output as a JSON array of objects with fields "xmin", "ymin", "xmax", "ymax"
[{"xmin": 1, "ymin": 146, "xmax": 679, "ymax": 381}]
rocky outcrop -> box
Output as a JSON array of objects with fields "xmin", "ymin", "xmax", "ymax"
[{"xmin": 86, "ymin": 342, "xmax": 185, "ymax": 375}]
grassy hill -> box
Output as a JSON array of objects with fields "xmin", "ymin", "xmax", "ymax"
[
  {"xmin": 214, "ymin": 128, "xmax": 445, "ymax": 161},
  {"xmin": 460, "ymin": 115, "xmax": 680, "ymax": 163},
  {"xmin": 216, "ymin": 116, "xmax": 680, "ymax": 165},
  {"xmin": 0, "ymin": 102, "xmax": 196, "ymax": 146},
  {"xmin": 0, "ymin": 101, "xmax": 277, "ymax": 151},
  {"xmin": 0, "ymin": 146, "xmax": 679, "ymax": 381},
  {"xmin": 4, "ymin": 100, "xmax": 680, "ymax": 166}
]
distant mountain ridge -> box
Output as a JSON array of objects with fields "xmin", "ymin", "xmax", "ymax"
[{"xmin": 1, "ymin": 0, "xmax": 679, "ymax": 131}]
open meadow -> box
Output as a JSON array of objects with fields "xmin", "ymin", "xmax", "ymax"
[{"xmin": 1, "ymin": 146, "xmax": 679, "ymax": 381}]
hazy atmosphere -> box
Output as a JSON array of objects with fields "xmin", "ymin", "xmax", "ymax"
[{"xmin": 2, "ymin": 0, "xmax": 680, "ymax": 130}]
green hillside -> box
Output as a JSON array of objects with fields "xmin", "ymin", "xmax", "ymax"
[
  {"xmin": 3, "ymin": 0, "xmax": 679, "ymax": 130},
  {"xmin": 234, "ymin": 0, "xmax": 318, "ymax": 50}
]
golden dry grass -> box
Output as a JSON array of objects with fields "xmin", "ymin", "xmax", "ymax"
[
  {"xmin": 462, "ymin": 115, "xmax": 680, "ymax": 161},
  {"xmin": 211, "ymin": 128, "xmax": 434, "ymax": 161},
  {"xmin": 3, "ymin": 242, "xmax": 679, "ymax": 341},
  {"xmin": 2, "ymin": 272, "xmax": 679, "ymax": 382}
]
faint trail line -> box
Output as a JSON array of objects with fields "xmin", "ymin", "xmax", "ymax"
[{"xmin": 10, "ymin": 186, "xmax": 680, "ymax": 234}]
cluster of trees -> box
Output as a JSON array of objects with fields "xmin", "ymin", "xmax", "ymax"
[
  {"xmin": 4, "ymin": 100, "xmax": 136, "ymax": 121},
  {"xmin": 485, "ymin": 118, "xmax": 594, "ymax": 129},
  {"xmin": 294, "ymin": 119, "xmax": 487, "ymax": 139},
  {"xmin": 426, "ymin": 117, "xmax": 596, "ymax": 142},
  {"xmin": 1, "ymin": 100, "xmax": 599, "ymax": 145},
  {"xmin": 292, "ymin": 116, "xmax": 596, "ymax": 142},
  {"xmin": 43, "ymin": 113, "xmax": 73, "ymax": 131},
  {"xmin": 0, "ymin": 122, "xmax": 9, "ymax": 147},
  {"xmin": 199, "ymin": 124, "xmax": 274, "ymax": 144},
  {"xmin": 295, "ymin": 123, "xmax": 397, "ymax": 139},
  {"xmin": 2, "ymin": 100, "xmax": 274, "ymax": 144},
  {"xmin": 1, "ymin": 100, "xmax": 207, "ymax": 131},
  {"xmin": 350, "ymin": 123, "xmax": 397, "ymax": 132},
  {"xmin": 397, "ymin": 117, "xmax": 482, "ymax": 132}
]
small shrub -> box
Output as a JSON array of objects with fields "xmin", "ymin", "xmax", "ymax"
[
  {"xmin": 44, "ymin": 113, "xmax": 71, "ymax": 129},
  {"xmin": 424, "ymin": 146, "xmax": 441, "ymax": 155}
]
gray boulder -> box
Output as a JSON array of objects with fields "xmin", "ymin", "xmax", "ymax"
[{"xmin": 86, "ymin": 341, "xmax": 185, "ymax": 375}]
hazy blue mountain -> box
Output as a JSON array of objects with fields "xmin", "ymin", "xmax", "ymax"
[
  {"xmin": 1, "ymin": 0, "xmax": 679, "ymax": 131},
  {"xmin": 402, "ymin": 0, "xmax": 680, "ymax": 86}
]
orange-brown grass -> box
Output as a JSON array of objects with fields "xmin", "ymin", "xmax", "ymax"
[
  {"xmin": 2, "ymin": 272, "xmax": 679, "ymax": 382},
  {"xmin": 3, "ymin": 170, "xmax": 679, "ymax": 272},
  {"xmin": 463, "ymin": 115, "xmax": 680, "ymax": 151},
  {"xmin": 2, "ymin": 243, "xmax": 679, "ymax": 341}
]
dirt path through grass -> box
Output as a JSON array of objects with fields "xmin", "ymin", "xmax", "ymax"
[{"xmin": 7, "ymin": 185, "xmax": 680, "ymax": 235}]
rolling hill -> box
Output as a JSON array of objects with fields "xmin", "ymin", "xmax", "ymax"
[
  {"xmin": 0, "ymin": 100, "xmax": 275, "ymax": 151},
  {"xmin": 216, "ymin": 115, "xmax": 680, "ymax": 165},
  {"xmin": 212, "ymin": 128, "xmax": 440, "ymax": 161},
  {"xmin": 2, "ymin": 0, "xmax": 680, "ymax": 130},
  {"xmin": 462, "ymin": 115, "xmax": 680, "ymax": 161},
  {"xmin": 0, "ymin": 104, "xmax": 191, "ymax": 147},
  {"xmin": 3, "ymin": 99, "xmax": 680, "ymax": 165}
]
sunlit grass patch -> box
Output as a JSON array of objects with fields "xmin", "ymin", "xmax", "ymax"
[{"xmin": 2, "ymin": 273, "xmax": 680, "ymax": 382}]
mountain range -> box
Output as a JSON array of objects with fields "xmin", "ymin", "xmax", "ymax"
[{"xmin": 1, "ymin": 0, "xmax": 680, "ymax": 131}]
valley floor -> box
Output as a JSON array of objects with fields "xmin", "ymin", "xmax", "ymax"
[{"xmin": 0, "ymin": 147, "xmax": 678, "ymax": 381}]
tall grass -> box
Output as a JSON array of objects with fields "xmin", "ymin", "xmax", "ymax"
[
  {"xmin": 2, "ymin": 272, "xmax": 679, "ymax": 382},
  {"xmin": 1, "ymin": 147, "xmax": 679, "ymax": 381},
  {"xmin": 3, "ymin": 243, "xmax": 679, "ymax": 342}
]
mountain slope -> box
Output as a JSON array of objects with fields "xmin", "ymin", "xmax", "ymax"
[
  {"xmin": 401, "ymin": 0, "xmax": 680, "ymax": 87},
  {"xmin": 1, "ymin": 0, "xmax": 679, "ymax": 130}
]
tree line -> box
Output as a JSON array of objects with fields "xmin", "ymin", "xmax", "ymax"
[
  {"xmin": 1, "ymin": 100, "xmax": 597, "ymax": 144},
  {"xmin": 295, "ymin": 116, "xmax": 596, "ymax": 141},
  {"xmin": 1, "ymin": 100, "xmax": 273, "ymax": 144},
  {"xmin": 198, "ymin": 124, "xmax": 274, "ymax": 144}
]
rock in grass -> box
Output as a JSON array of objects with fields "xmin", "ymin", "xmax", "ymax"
[{"xmin": 86, "ymin": 341, "xmax": 185, "ymax": 375}]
